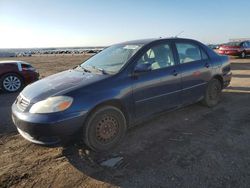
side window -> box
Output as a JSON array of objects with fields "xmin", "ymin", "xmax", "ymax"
[
  {"xmin": 136, "ymin": 43, "xmax": 175, "ymax": 70},
  {"xmin": 201, "ymin": 48, "xmax": 209, "ymax": 60},
  {"xmin": 176, "ymin": 43, "xmax": 202, "ymax": 64}
]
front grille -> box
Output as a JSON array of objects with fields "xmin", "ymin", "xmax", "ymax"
[{"xmin": 16, "ymin": 95, "xmax": 30, "ymax": 111}]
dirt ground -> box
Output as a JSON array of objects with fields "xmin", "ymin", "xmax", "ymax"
[{"xmin": 0, "ymin": 55, "xmax": 250, "ymax": 188}]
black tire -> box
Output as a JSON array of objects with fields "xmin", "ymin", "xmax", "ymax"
[
  {"xmin": 240, "ymin": 51, "xmax": 246, "ymax": 59},
  {"xmin": 202, "ymin": 78, "xmax": 222, "ymax": 107},
  {"xmin": 0, "ymin": 73, "xmax": 24, "ymax": 93},
  {"xmin": 83, "ymin": 106, "xmax": 127, "ymax": 151}
]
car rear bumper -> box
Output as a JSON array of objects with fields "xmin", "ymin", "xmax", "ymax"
[
  {"xmin": 22, "ymin": 71, "xmax": 40, "ymax": 85},
  {"xmin": 12, "ymin": 104, "xmax": 88, "ymax": 145}
]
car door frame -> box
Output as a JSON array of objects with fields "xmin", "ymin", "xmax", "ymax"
[
  {"xmin": 172, "ymin": 39, "xmax": 213, "ymax": 105},
  {"xmin": 128, "ymin": 40, "xmax": 182, "ymax": 121}
]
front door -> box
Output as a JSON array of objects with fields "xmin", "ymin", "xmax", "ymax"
[{"xmin": 132, "ymin": 42, "xmax": 182, "ymax": 119}]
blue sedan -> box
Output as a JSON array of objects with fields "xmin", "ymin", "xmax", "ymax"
[{"xmin": 12, "ymin": 38, "xmax": 232, "ymax": 151}]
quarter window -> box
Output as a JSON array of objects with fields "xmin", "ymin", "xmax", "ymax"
[
  {"xmin": 201, "ymin": 48, "xmax": 208, "ymax": 59},
  {"xmin": 245, "ymin": 41, "xmax": 250, "ymax": 48},
  {"xmin": 243, "ymin": 42, "xmax": 248, "ymax": 48},
  {"xmin": 136, "ymin": 44, "xmax": 175, "ymax": 71},
  {"xmin": 176, "ymin": 43, "xmax": 203, "ymax": 64}
]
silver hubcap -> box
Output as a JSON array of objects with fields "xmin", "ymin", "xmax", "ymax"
[
  {"xmin": 242, "ymin": 52, "xmax": 245, "ymax": 58},
  {"xmin": 3, "ymin": 75, "xmax": 21, "ymax": 92}
]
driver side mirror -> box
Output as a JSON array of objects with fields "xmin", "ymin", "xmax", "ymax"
[{"xmin": 134, "ymin": 63, "xmax": 152, "ymax": 73}]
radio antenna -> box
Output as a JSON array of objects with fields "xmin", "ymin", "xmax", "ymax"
[{"xmin": 175, "ymin": 31, "xmax": 184, "ymax": 38}]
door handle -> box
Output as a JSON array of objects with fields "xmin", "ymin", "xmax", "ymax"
[
  {"xmin": 172, "ymin": 70, "xmax": 178, "ymax": 76},
  {"xmin": 205, "ymin": 63, "xmax": 210, "ymax": 68}
]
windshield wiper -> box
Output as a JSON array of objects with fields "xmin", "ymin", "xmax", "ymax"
[
  {"xmin": 76, "ymin": 65, "xmax": 91, "ymax": 73},
  {"xmin": 91, "ymin": 66, "xmax": 109, "ymax": 75},
  {"xmin": 96, "ymin": 67, "xmax": 109, "ymax": 75}
]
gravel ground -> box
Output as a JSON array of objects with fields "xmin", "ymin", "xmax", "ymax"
[{"xmin": 0, "ymin": 55, "xmax": 250, "ymax": 188}]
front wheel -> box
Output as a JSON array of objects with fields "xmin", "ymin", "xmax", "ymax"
[
  {"xmin": 202, "ymin": 78, "xmax": 222, "ymax": 107},
  {"xmin": 83, "ymin": 106, "xmax": 127, "ymax": 152}
]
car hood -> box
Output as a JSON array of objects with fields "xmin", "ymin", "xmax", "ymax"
[{"xmin": 21, "ymin": 69, "xmax": 107, "ymax": 103}]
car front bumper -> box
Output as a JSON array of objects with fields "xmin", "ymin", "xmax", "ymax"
[{"xmin": 12, "ymin": 104, "xmax": 88, "ymax": 145}]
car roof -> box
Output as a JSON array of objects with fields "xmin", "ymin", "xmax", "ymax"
[
  {"xmin": 0, "ymin": 60, "xmax": 29, "ymax": 65},
  {"xmin": 119, "ymin": 37, "xmax": 200, "ymax": 46}
]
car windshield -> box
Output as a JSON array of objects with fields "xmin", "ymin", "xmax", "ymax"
[
  {"xmin": 80, "ymin": 44, "xmax": 142, "ymax": 74},
  {"xmin": 226, "ymin": 42, "xmax": 242, "ymax": 46}
]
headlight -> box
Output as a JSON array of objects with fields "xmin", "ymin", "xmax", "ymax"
[{"xmin": 29, "ymin": 96, "xmax": 73, "ymax": 114}]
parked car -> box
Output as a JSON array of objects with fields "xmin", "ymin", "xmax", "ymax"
[
  {"xmin": 218, "ymin": 41, "xmax": 250, "ymax": 58},
  {"xmin": 207, "ymin": 44, "xmax": 220, "ymax": 50},
  {"xmin": 12, "ymin": 38, "xmax": 232, "ymax": 151},
  {"xmin": 0, "ymin": 61, "xmax": 39, "ymax": 93}
]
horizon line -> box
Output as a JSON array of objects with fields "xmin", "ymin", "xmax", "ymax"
[{"xmin": 0, "ymin": 45, "xmax": 108, "ymax": 50}]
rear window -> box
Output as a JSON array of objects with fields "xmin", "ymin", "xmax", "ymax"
[
  {"xmin": 21, "ymin": 64, "xmax": 32, "ymax": 68},
  {"xmin": 176, "ymin": 43, "xmax": 202, "ymax": 64}
]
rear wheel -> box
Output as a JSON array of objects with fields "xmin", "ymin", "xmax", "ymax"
[
  {"xmin": 202, "ymin": 78, "xmax": 222, "ymax": 107},
  {"xmin": 83, "ymin": 106, "xmax": 127, "ymax": 151},
  {"xmin": 0, "ymin": 73, "xmax": 24, "ymax": 93}
]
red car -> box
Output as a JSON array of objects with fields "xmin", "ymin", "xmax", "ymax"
[
  {"xmin": 218, "ymin": 41, "xmax": 250, "ymax": 58},
  {"xmin": 0, "ymin": 60, "xmax": 39, "ymax": 93}
]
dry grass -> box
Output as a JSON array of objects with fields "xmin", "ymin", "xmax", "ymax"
[{"xmin": 0, "ymin": 54, "xmax": 93, "ymax": 78}]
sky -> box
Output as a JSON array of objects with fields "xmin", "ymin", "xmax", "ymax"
[{"xmin": 0, "ymin": 0, "xmax": 250, "ymax": 48}]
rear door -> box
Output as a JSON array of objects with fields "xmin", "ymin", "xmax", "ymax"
[
  {"xmin": 132, "ymin": 42, "xmax": 182, "ymax": 119},
  {"xmin": 174, "ymin": 41, "xmax": 212, "ymax": 105}
]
